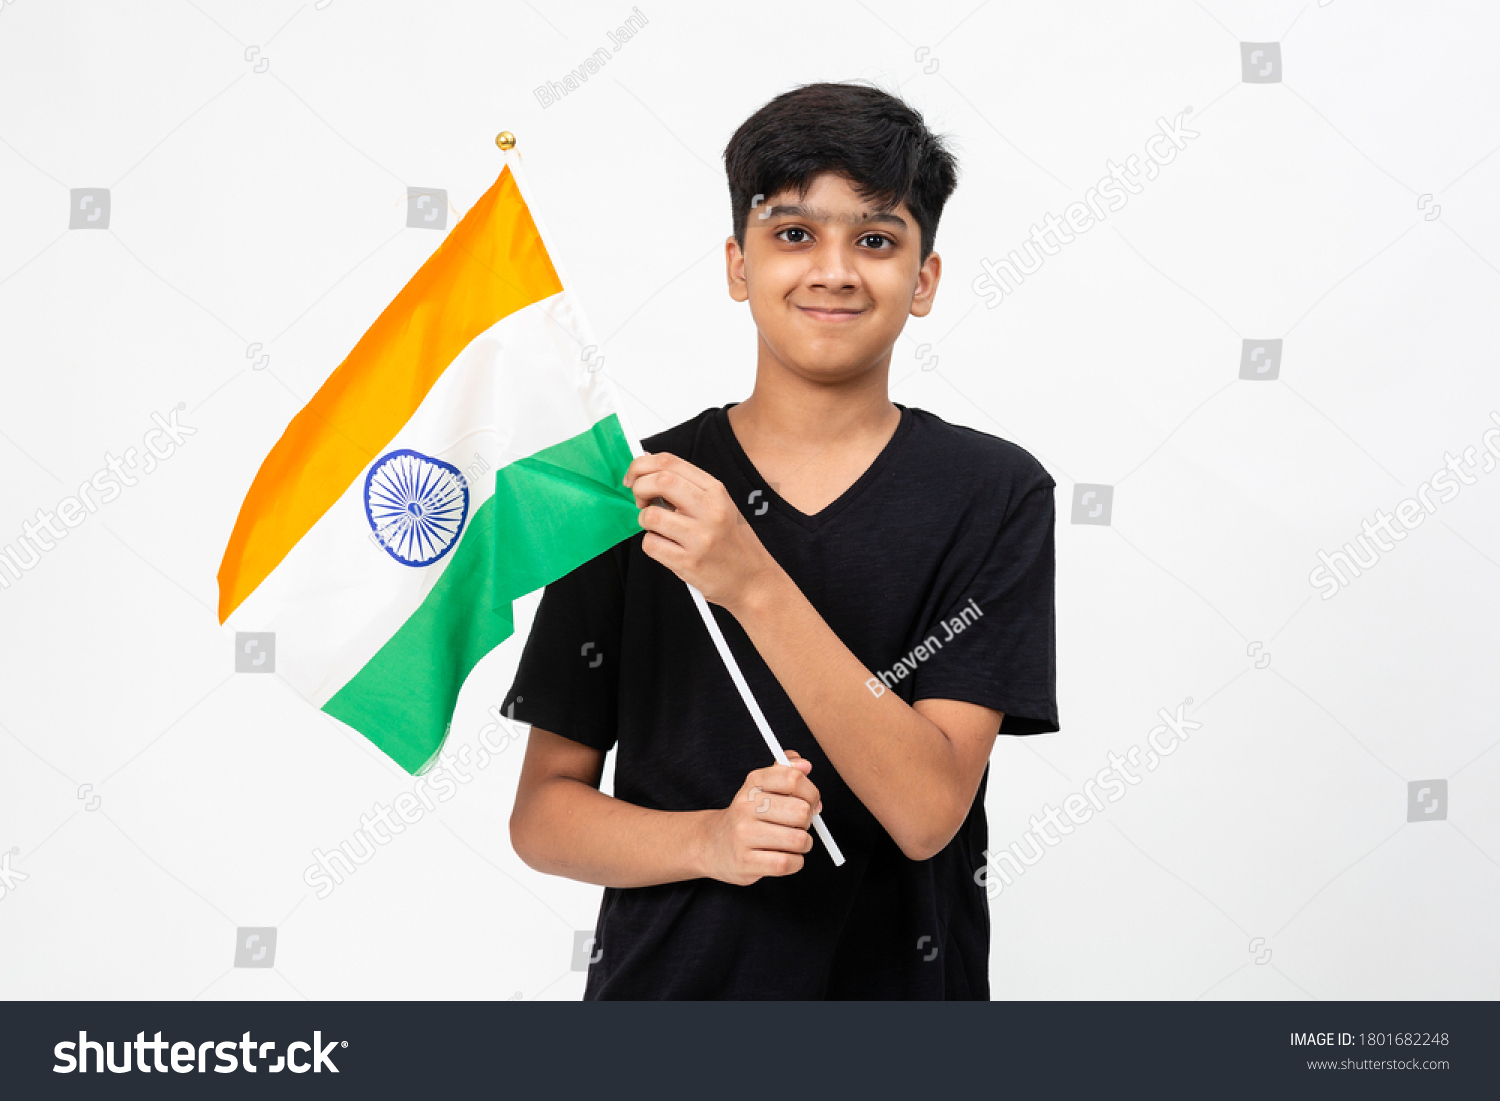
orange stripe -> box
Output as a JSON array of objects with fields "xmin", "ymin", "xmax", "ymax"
[{"xmin": 216, "ymin": 167, "xmax": 562, "ymax": 623}]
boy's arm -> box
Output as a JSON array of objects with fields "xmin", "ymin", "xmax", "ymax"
[
  {"xmin": 732, "ymin": 574, "xmax": 1003, "ymax": 862},
  {"xmin": 625, "ymin": 453, "xmax": 1021, "ymax": 863},
  {"xmin": 510, "ymin": 726, "xmax": 823, "ymax": 888}
]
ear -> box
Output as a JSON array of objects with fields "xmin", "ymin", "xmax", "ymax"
[
  {"xmin": 726, "ymin": 235, "xmax": 749, "ymax": 303},
  {"xmin": 909, "ymin": 250, "xmax": 942, "ymax": 318}
]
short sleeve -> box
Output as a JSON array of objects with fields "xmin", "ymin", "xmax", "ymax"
[
  {"xmin": 909, "ymin": 465, "xmax": 1058, "ymax": 736},
  {"xmin": 499, "ymin": 538, "xmax": 631, "ymax": 753}
]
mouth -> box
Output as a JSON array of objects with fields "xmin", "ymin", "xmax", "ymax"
[{"xmin": 795, "ymin": 305, "xmax": 866, "ymax": 323}]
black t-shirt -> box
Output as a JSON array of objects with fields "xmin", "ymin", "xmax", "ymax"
[{"xmin": 501, "ymin": 401, "xmax": 1059, "ymax": 999}]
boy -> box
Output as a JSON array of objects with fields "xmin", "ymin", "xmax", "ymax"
[{"xmin": 503, "ymin": 82, "xmax": 1058, "ymax": 999}]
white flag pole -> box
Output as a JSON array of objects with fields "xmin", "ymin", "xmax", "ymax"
[
  {"xmin": 627, "ymin": 471, "xmax": 846, "ymax": 868},
  {"xmin": 677, "ymin": 571, "xmax": 847, "ymax": 868},
  {"xmin": 497, "ymin": 132, "xmax": 844, "ymax": 868}
]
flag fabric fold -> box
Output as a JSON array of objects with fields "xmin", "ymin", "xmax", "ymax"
[{"xmin": 217, "ymin": 164, "xmax": 643, "ymax": 775}]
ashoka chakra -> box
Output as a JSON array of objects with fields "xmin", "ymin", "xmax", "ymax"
[{"xmin": 365, "ymin": 449, "xmax": 470, "ymax": 567}]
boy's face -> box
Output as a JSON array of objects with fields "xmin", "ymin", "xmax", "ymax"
[{"xmin": 725, "ymin": 172, "xmax": 941, "ymax": 382}]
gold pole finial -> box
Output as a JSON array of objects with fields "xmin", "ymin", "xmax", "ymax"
[{"xmin": 495, "ymin": 131, "xmax": 517, "ymax": 151}]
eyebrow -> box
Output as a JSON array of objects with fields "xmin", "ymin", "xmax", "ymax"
[{"xmin": 762, "ymin": 203, "xmax": 909, "ymax": 229}]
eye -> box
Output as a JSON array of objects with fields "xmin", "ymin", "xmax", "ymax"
[
  {"xmin": 776, "ymin": 226, "xmax": 811, "ymax": 244},
  {"xmin": 859, "ymin": 233, "xmax": 894, "ymax": 250}
]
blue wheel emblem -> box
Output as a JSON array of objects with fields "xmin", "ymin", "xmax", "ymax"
[{"xmin": 365, "ymin": 449, "xmax": 469, "ymax": 567}]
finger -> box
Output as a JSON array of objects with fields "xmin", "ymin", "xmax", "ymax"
[
  {"xmin": 624, "ymin": 452, "xmax": 715, "ymax": 496},
  {"xmin": 637, "ymin": 527, "xmax": 690, "ymax": 573},
  {"xmin": 635, "ymin": 499, "xmax": 699, "ymax": 545},
  {"xmin": 769, "ymin": 765, "xmax": 819, "ymax": 802},
  {"xmin": 750, "ymin": 764, "xmax": 815, "ymax": 796},
  {"xmin": 796, "ymin": 776, "xmax": 821, "ymax": 809},
  {"xmin": 625, "ymin": 455, "xmax": 715, "ymax": 503},
  {"xmin": 745, "ymin": 792, "xmax": 817, "ymax": 829},
  {"xmin": 744, "ymin": 822, "xmax": 816, "ymax": 856},
  {"xmin": 753, "ymin": 771, "xmax": 820, "ymax": 814},
  {"xmin": 630, "ymin": 469, "xmax": 714, "ymax": 517},
  {"xmin": 742, "ymin": 848, "xmax": 806, "ymax": 878}
]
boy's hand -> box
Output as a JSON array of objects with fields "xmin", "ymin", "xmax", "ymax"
[
  {"xmin": 624, "ymin": 452, "xmax": 781, "ymax": 614},
  {"xmin": 698, "ymin": 750, "xmax": 823, "ymax": 886}
]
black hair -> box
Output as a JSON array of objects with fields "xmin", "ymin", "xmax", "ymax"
[{"xmin": 722, "ymin": 82, "xmax": 959, "ymax": 261}]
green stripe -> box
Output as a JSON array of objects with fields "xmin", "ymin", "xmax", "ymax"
[{"xmin": 324, "ymin": 413, "xmax": 641, "ymax": 774}]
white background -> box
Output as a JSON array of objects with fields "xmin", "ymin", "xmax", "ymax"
[{"xmin": 1, "ymin": 0, "xmax": 1497, "ymax": 1000}]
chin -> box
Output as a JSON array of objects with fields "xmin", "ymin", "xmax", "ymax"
[{"xmin": 786, "ymin": 357, "xmax": 872, "ymax": 383}]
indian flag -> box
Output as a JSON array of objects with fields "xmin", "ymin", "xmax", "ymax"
[{"xmin": 217, "ymin": 163, "xmax": 644, "ymax": 775}]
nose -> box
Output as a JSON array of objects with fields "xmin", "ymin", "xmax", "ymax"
[{"xmin": 803, "ymin": 236, "xmax": 860, "ymax": 293}]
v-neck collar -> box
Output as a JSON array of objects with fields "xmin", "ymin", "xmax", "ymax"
[{"xmin": 711, "ymin": 401, "xmax": 913, "ymax": 533}]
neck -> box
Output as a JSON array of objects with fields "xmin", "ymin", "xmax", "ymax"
[{"xmin": 730, "ymin": 341, "xmax": 898, "ymax": 453}]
